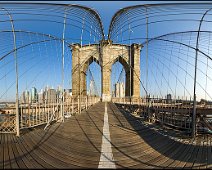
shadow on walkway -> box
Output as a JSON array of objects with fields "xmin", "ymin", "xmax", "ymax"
[{"xmin": 109, "ymin": 102, "xmax": 211, "ymax": 168}]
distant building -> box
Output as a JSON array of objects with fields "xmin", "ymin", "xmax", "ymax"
[
  {"xmin": 20, "ymin": 93, "xmax": 24, "ymax": 104},
  {"xmin": 44, "ymin": 88, "xmax": 57, "ymax": 103},
  {"xmin": 57, "ymin": 85, "xmax": 62, "ymax": 93},
  {"xmin": 45, "ymin": 85, "xmax": 50, "ymax": 92},
  {"xmin": 38, "ymin": 89, "xmax": 44, "ymax": 103},
  {"xmin": 115, "ymin": 82, "xmax": 125, "ymax": 98},
  {"xmin": 65, "ymin": 89, "xmax": 72, "ymax": 96},
  {"xmin": 166, "ymin": 94, "xmax": 172, "ymax": 104},
  {"xmin": 89, "ymin": 80, "xmax": 95, "ymax": 96},
  {"xmin": 199, "ymin": 99, "xmax": 212, "ymax": 106},
  {"xmin": 112, "ymin": 90, "xmax": 115, "ymax": 97},
  {"xmin": 30, "ymin": 87, "xmax": 38, "ymax": 103},
  {"xmin": 21, "ymin": 90, "xmax": 30, "ymax": 104},
  {"xmin": 64, "ymin": 89, "xmax": 72, "ymax": 102}
]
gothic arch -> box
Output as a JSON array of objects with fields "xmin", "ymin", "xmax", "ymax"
[
  {"xmin": 71, "ymin": 40, "xmax": 142, "ymax": 101},
  {"xmin": 81, "ymin": 56, "xmax": 101, "ymax": 95},
  {"xmin": 110, "ymin": 55, "xmax": 131, "ymax": 97}
]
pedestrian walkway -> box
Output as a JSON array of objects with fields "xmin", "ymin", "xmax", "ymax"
[
  {"xmin": 98, "ymin": 102, "xmax": 116, "ymax": 169},
  {"xmin": 0, "ymin": 102, "xmax": 211, "ymax": 169}
]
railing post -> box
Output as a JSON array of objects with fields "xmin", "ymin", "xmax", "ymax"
[
  {"xmin": 1, "ymin": 8, "xmax": 20, "ymax": 136},
  {"xmin": 191, "ymin": 8, "xmax": 212, "ymax": 138}
]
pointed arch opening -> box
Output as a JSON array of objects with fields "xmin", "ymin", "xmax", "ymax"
[
  {"xmin": 110, "ymin": 55, "xmax": 130, "ymax": 98},
  {"xmin": 83, "ymin": 56, "xmax": 101, "ymax": 97}
]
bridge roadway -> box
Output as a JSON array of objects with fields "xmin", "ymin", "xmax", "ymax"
[{"xmin": 0, "ymin": 102, "xmax": 211, "ymax": 169}]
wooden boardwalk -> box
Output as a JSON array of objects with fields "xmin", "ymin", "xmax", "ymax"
[{"xmin": 0, "ymin": 102, "xmax": 211, "ymax": 169}]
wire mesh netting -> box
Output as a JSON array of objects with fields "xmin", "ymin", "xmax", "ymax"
[
  {"xmin": 0, "ymin": 3, "xmax": 212, "ymax": 135},
  {"xmin": 109, "ymin": 3, "xmax": 212, "ymax": 135},
  {"xmin": 0, "ymin": 3, "xmax": 103, "ymax": 134}
]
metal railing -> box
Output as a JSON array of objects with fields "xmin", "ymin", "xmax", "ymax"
[
  {"xmin": 113, "ymin": 97, "xmax": 212, "ymax": 135},
  {"xmin": 0, "ymin": 95, "xmax": 100, "ymax": 134}
]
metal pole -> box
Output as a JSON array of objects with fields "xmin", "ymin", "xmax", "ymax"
[
  {"xmin": 145, "ymin": 7, "xmax": 150, "ymax": 122},
  {"xmin": 61, "ymin": 8, "xmax": 67, "ymax": 122},
  {"xmin": 192, "ymin": 8, "xmax": 212, "ymax": 138},
  {"xmin": 2, "ymin": 8, "xmax": 20, "ymax": 136}
]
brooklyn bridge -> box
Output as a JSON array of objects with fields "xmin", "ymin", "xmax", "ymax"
[{"xmin": 0, "ymin": 2, "xmax": 212, "ymax": 169}]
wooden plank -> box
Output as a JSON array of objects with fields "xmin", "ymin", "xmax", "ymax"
[
  {"xmin": 13, "ymin": 136, "xmax": 28, "ymax": 169},
  {"xmin": 3, "ymin": 134, "xmax": 11, "ymax": 169},
  {"xmin": 18, "ymin": 133, "xmax": 44, "ymax": 169},
  {"xmin": 196, "ymin": 136, "xmax": 207, "ymax": 169},
  {"xmin": 183, "ymin": 144, "xmax": 199, "ymax": 168},
  {"xmin": 110, "ymin": 102, "xmax": 171, "ymax": 168},
  {"xmin": 10, "ymin": 136, "xmax": 25, "ymax": 168},
  {"xmin": 15, "ymin": 135, "xmax": 38, "ymax": 169},
  {"xmin": 22, "ymin": 131, "xmax": 55, "ymax": 169},
  {"xmin": 34, "ymin": 127, "xmax": 99, "ymax": 168},
  {"xmin": 168, "ymin": 141, "xmax": 193, "ymax": 168},
  {"xmin": 7, "ymin": 134, "xmax": 19, "ymax": 169},
  {"xmin": 0, "ymin": 134, "xmax": 4, "ymax": 169},
  {"xmin": 26, "ymin": 130, "xmax": 71, "ymax": 168},
  {"xmin": 207, "ymin": 135, "xmax": 212, "ymax": 168},
  {"xmin": 145, "ymin": 139, "xmax": 177, "ymax": 167},
  {"xmin": 156, "ymin": 140, "xmax": 183, "ymax": 167},
  {"xmin": 111, "ymin": 102, "xmax": 211, "ymax": 169}
]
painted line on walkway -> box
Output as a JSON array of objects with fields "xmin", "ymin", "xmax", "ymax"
[{"xmin": 98, "ymin": 102, "xmax": 116, "ymax": 169}]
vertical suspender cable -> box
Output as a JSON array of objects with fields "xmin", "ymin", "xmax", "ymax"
[
  {"xmin": 146, "ymin": 7, "xmax": 149, "ymax": 100},
  {"xmin": 121, "ymin": 28, "xmax": 125, "ymax": 100},
  {"xmin": 145, "ymin": 7, "xmax": 150, "ymax": 120},
  {"xmin": 205, "ymin": 33, "xmax": 210, "ymax": 100}
]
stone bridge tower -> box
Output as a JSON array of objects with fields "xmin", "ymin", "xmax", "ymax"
[{"xmin": 71, "ymin": 40, "xmax": 142, "ymax": 102}]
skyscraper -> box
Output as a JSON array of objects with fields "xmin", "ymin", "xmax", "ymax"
[
  {"xmin": 44, "ymin": 88, "xmax": 57, "ymax": 103},
  {"xmin": 30, "ymin": 87, "xmax": 38, "ymax": 103},
  {"xmin": 21, "ymin": 90, "xmax": 30, "ymax": 104},
  {"xmin": 115, "ymin": 82, "xmax": 125, "ymax": 98},
  {"xmin": 38, "ymin": 89, "xmax": 44, "ymax": 103},
  {"xmin": 166, "ymin": 94, "xmax": 172, "ymax": 104},
  {"xmin": 89, "ymin": 80, "xmax": 95, "ymax": 96}
]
